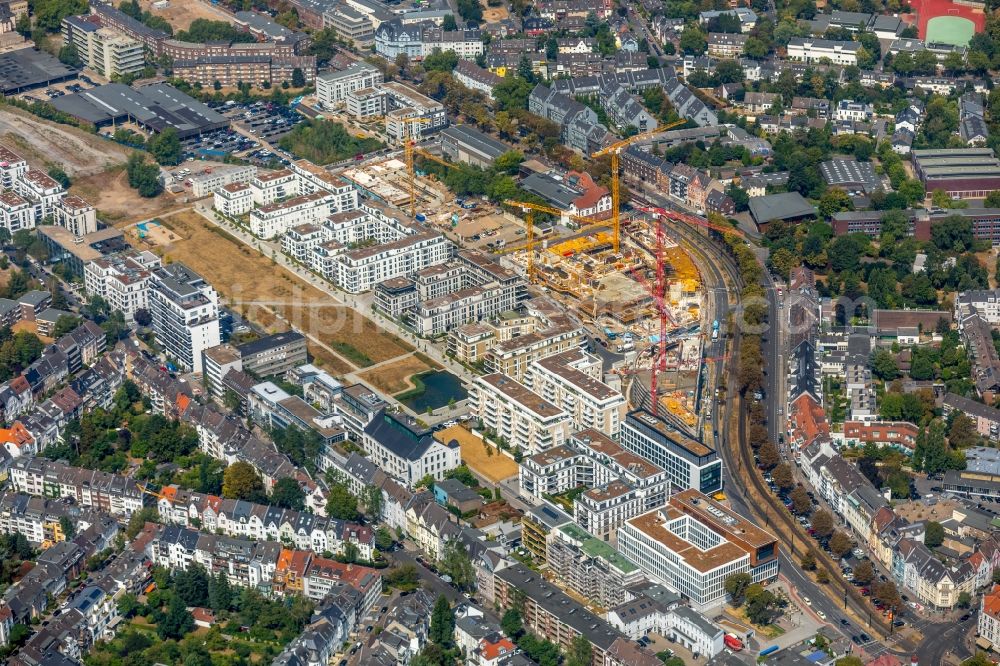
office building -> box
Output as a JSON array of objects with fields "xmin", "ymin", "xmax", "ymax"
[{"xmin": 619, "ymin": 409, "xmax": 722, "ymax": 494}]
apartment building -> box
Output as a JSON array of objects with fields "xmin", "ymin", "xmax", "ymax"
[
  {"xmin": 214, "ymin": 182, "xmax": 253, "ymax": 217},
  {"xmin": 707, "ymin": 32, "xmax": 747, "ymax": 58},
  {"xmin": 346, "ymin": 87, "xmax": 386, "ymax": 119},
  {"xmin": 189, "ymin": 164, "xmax": 257, "ymax": 198},
  {"xmin": 201, "ymin": 343, "xmax": 242, "ymax": 400},
  {"xmin": 237, "ymin": 331, "xmax": 308, "ymax": 377},
  {"xmin": 250, "ymin": 168, "xmax": 299, "ymax": 205},
  {"xmin": 469, "ymin": 374, "xmax": 573, "ymax": 455},
  {"xmin": 840, "ymin": 420, "xmax": 919, "ymax": 453},
  {"xmin": 484, "ymin": 322, "xmax": 586, "ymax": 381},
  {"xmin": 617, "ymin": 490, "xmax": 780, "ymax": 608},
  {"xmin": 9, "ymin": 457, "xmax": 145, "ymax": 518},
  {"xmin": 547, "ymin": 522, "xmax": 644, "ymax": 608},
  {"xmin": 248, "ymin": 382, "xmax": 346, "ymax": 447},
  {"xmin": 83, "ymin": 249, "xmax": 162, "ymax": 322},
  {"xmin": 53, "ymin": 195, "xmax": 97, "ymax": 236},
  {"xmin": 322, "ymin": 5, "xmax": 375, "ymax": 46},
  {"xmin": 316, "ymin": 60, "xmax": 384, "ymax": 108},
  {"xmin": 329, "ymin": 230, "xmax": 453, "ymax": 293},
  {"xmin": 0, "ymin": 192, "xmax": 33, "ymax": 233},
  {"xmin": 786, "ymin": 37, "xmax": 860, "ymax": 66},
  {"xmin": 980, "ymin": 585, "xmax": 1000, "ymax": 651},
  {"xmin": 148, "ymin": 263, "xmax": 221, "ymax": 373},
  {"xmin": 943, "ymin": 392, "xmax": 1000, "ymax": 442},
  {"xmin": 452, "ymin": 60, "xmax": 502, "ymax": 102},
  {"xmin": 14, "ymin": 169, "xmax": 65, "ymax": 223},
  {"xmin": 362, "ymin": 410, "xmax": 461, "ymax": 487},
  {"xmin": 250, "ymin": 191, "xmax": 342, "ymax": 239},
  {"xmin": 0, "ymin": 493, "xmax": 86, "ymax": 546},
  {"xmin": 374, "ymin": 18, "xmax": 482, "ymax": 60},
  {"xmin": 619, "ymin": 409, "xmax": 722, "ymax": 494},
  {"xmin": 62, "ymin": 16, "xmax": 145, "ymax": 78},
  {"xmin": 524, "ymin": 349, "xmax": 625, "ymax": 437},
  {"xmin": 382, "ymin": 81, "xmax": 447, "ymax": 143}
]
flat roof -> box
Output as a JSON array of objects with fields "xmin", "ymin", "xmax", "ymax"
[
  {"xmin": 51, "ymin": 83, "xmax": 228, "ymax": 137},
  {"xmin": 0, "ymin": 47, "xmax": 77, "ymax": 95},
  {"xmin": 440, "ymin": 124, "xmax": 511, "ymax": 160},
  {"xmin": 478, "ymin": 373, "xmax": 565, "ymax": 419},
  {"xmin": 748, "ymin": 191, "xmax": 816, "ymax": 224},
  {"xmin": 625, "ymin": 408, "xmax": 715, "ymax": 459}
]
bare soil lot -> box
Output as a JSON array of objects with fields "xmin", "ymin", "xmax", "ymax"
[
  {"xmin": 139, "ymin": 0, "xmax": 236, "ymax": 31},
  {"xmin": 71, "ymin": 169, "xmax": 180, "ymax": 224},
  {"xmin": 0, "ymin": 108, "xmax": 129, "ymax": 176},
  {"xmin": 482, "ymin": 1, "xmax": 509, "ymax": 22},
  {"xmin": 435, "ymin": 425, "xmax": 518, "ymax": 483},
  {"xmin": 122, "ymin": 210, "xmax": 413, "ymax": 373},
  {"xmin": 358, "ymin": 354, "xmax": 439, "ymax": 395}
]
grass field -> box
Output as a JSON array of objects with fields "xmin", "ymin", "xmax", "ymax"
[
  {"xmin": 435, "ymin": 425, "xmax": 518, "ymax": 483},
  {"xmin": 125, "ymin": 210, "xmax": 413, "ymax": 373},
  {"xmin": 358, "ymin": 354, "xmax": 439, "ymax": 395}
]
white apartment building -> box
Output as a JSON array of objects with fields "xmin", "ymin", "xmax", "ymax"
[
  {"xmin": 957, "ymin": 289, "xmax": 1000, "ymax": 324},
  {"xmin": 617, "ymin": 490, "xmax": 780, "ymax": 608},
  {"xmin": 346, "ymin": 87, "xmax": 386, "ymax": 119},
  {"xmin": 524, "ymin": 349, "xmax": 625, "ymax": 437},
  {"xmin": 62, "ymin": 17, "xmax": 144, "ymax": 78},
  {"xmin": 316, "ymin": 61, "xmax": 384, "ymax": 108},
  {"xmin": 214, "ymin": 182, "xmax": 253, "ymax": 217},
  {"xmin": 53, "ymin": 195, "xmax": 97, "ymax": 236},
  {"xmin": 190, "ymin": 164, "xmax": 257, "ymax": 198},
  {"xmin": 250, "ymin": 191, "xmax": 342, "ymax": 239},
  {"xmin": 148, "ymin": 263, "xmax": 221, "ymax": 373},
  {"xmin": 469, "ymin": 373, "xmax": 572, "ymax": 455},
  {"xmin": 980, "ymin": 586, "xmax": 1000, "ymax": 651},
  {"xmin": 328, "ymin": 231, "xmax": 453, "ymax": 293},
  {"xmin": 84, "ymin": 249, "xmax": 162, "ymax": 323},
  {"xmin": 575, "ymin": 479, "xmax": 642, "ymax": 543},
  {"xmin": 250, "ymin": 169, "xmax": 299, "ymax": 206},
  {"xmin": 0, "ymin": 192, "xmax": 34, "ymax": 233},
  {"xmin": 421, "ymin": 27, "xmax": 484, "ymax": 59},
  {"xmin": 281, "ymin": 223, "xmax": 327, "ymax": 263},
  {"xmin": 363, "ymin": 409, "xmax": 462, "ymax": 487},
  {"xmin": 14, "ymin": 169, "xmax": 65, "ymax": 222},
  {"xmin": 382, "ymin": 81, "xmax": 447, "ymax": 143},
  {"xmin": 835, "ymin": 99, "xmax": 874, "ymax": 122},
  {"xmin": 0, "ymin": 146, "xmax": 28, "ymax": 188},
  {"xmin": 786, "ymin": 37, "xmax": 860, "ymax": 66},
  {"xmin": 619, "ymin": 409, "xmax": 723, "ymax": 495}
]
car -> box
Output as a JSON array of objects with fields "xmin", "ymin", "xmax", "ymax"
[
  {"xmin": 817, "ymin": 610, "xmax": 827, "ymax": 620},
  {"xmin": 851, "ymin": 635, "xmax": 862, "ymax": 645},
  {"xmin": 860, "ymin": 633, "xmax": 872, "ymax": 643},
  {"xmin": 893, "ymin": 620, "xmax": 905, "ymax": 627},
  {"xmin": 961, "ymin": 614, "xmax": 971, "ymax": 622},
  {"xmin": 840, "ymin": 619, "xmax": 850, "ymax": 627},
  {"xmin": 802, "ymin": 596, "xmax": 812, "ymax": 606}
]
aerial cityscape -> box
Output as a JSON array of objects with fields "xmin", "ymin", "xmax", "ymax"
[{"xmin": 0, "ymin": 0, "xmax": 996, "ymax": 663}]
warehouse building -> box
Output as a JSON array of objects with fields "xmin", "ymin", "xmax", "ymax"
[
  {"xmin": 912, "ymin": 148, "xmax": 1000, "ymax": 199},
  {"xmin": 0, "ymin": 47, "xmax": 77, "ymax": 95}
]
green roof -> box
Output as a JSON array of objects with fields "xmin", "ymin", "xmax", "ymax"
[{"xmin": 558, "ymin": 523, "xmax": 638, "ymax": 573}]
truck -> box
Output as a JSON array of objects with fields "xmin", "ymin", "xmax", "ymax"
[{"xmin": 603, "ymin": 328, "xmax": 617, "ymax": 341}]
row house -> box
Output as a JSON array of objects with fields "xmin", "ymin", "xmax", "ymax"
[
  {"xmin": 892, "ymin": 538, "xmax": 975, "ymax": 610},
  {"xmin": 156, "ymin": 484, "xmax": 374, "ymax": 560},
  {"xmin": 9, "ymin": 457, "xmax": 145, "ymax": 518}
]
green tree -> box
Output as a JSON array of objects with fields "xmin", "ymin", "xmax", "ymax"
[
  {"xmin": 424, "ymin": 48, "xmax": 459, "ymax": 72},
  {"xmin": 811, "ymin": 509, "xmax": 834, "ymax": 538},
  {"xmin": 725, "ymin": 572, "xmax": 752, "ymax": 605},
  {"xmin": 58, "ymin": 43, "xmax": 82, "ymax": 67},
  {"xmin": 829, "ymin": 530, "xmax": 853, "ymax": 559},
  {"xmin": 362, "ymin": 484, "xmax": 383, "ymax": 518},
  {"xmin": 790, "ymin": 487, "xmax": 811, "ymax": 515},
  {"xmin": 375, "ymin": 526, "xmax": 394, "ymax": 551},
  {"xmin": 566, "ymin": 635, "xmax": 592, "ymax": 666},
  {"xmin": 208, "ymin": 571, "xmax": 232, "ymax": 612},
  {"xmin": 325, "ymin": 482, "xmax": 360, "ymax": 520},
  {"xmin": 439, "ymin": 539, "xmax": 476, "ymax": 591},
  {"xmin": 924, "ymin": 521, "xmax": 945, "ymax": 548},
  {"xmin": 957, "ymin": 591, "xmax": 972, "ymax": 608},
  {"xmin": 442, "ymin": 14, "xmax": 457, "ymax": 30},
  {"xmin": 886, "ymin": 468, "xmax": 911, "ymax": 499},
  {"xmin": 801, "ymin": 552, "xmax": 817, "ymax": 571},
  {"xmin": 949, "ymin": 413, "xmax": 981, "ymax": 449},
  {"xmin": 158, "ymin": 594, "xmax": 194, "ymax": 640},
  {"xmin": 772, "ymin": 463, "xmax": 794, "ymax": 490},
  {"xmin": 59, "ymin": 515, "xmax": 75, "ymax": 539},
  {"xmin": 501, "ymin": 608, "xmax": 523, "ymax": 638},
  {"xmin": 291, "ymin": 67, "xmax": 306, "ymax": 88},
  {"xmin": 270, "ymin": 477, "xmax": 305, "ymax": 510},
  {"xmin": 853, "ymin": 560, "xmax": 874, "ymax": 585},
  {"xmin": 871, "ymin": 349, "xmax": 899, "ymax": 381},
  {"xmin": 836, "ymin": 657, "xmax": 865, "ymax": 666},
  {"xmin": 818, "ymin": 188, "xmax": 854, "ymax": 219},
  {"xmin": 429, "ymin": 595, "xmax": 455, "ymax": 647},
  {"xmin": 174, "ymin": 563, "xmax": 210, "ymax": 606},
  {"xmin": 148, "ymin": 128, "xmax": 182, "ymax": 166},
  {"xmin": 53, "ymin": 315, "xmax": 82, "ymax": 338},
  {"xmin": 679, "ymin": 25, "xmax": 707, "ymax": 54},
  {"xmin": 221, "ymin": 461, "xmax": 266, "ymax": 502}
]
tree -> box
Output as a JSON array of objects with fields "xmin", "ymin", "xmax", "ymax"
[
  {"xmin": 962, "ymin": 654, "xmax": 995, "ymax": 666},
  {"xmin": 758, "ymin": 441, "xmax": 780, "ymax": 469},
  {"xmin": 442, "ymin": 14, "xmax": 457, "ymax": 30},
  {"xmin": 125, "ymin": 152, "xmax": 163, "ymax": 198},
  {"xmin": 362, "ymin": 484, "xmax": 383, "ymax": 518},
  {"xmin": 134, "ymin": 308, "xmax": 152, "ymax": 327},
  {"xmin": 743, "ymin": 36, "xmax": 768, "ymax": 59},
  {"xmin": 829, "ymin": 530, "xmax": 853, "ymax": 559},
  {"xmin": 429, "ymin": 595, "xmax": 455, "ymax": 647},
  {"xmin": 744, "ymin": 583, "xmax": 780, "ymax": 625},
  {"xmin": 456, "ymin": 0, "xmax": 482, "ymax": 22},
  {"xmin": 985, "ymin": 191, "xmax": 1000, "ymax": 208},
  {"xmin": 270, "ymin": 477, "xmax": 305, "ymax": 510},
  {"xmin": 208, "ymin": 571, "xmax": 232, "ymax": 612},
  {"xmin": 326, "ymin": 482, "xmax": 360, "ymax": 520},
  {"xmin": 816, "ymin": 568, "xmax": 830, "ymax": 584},
  {"xmin": 291, "ymin": 67, "xmax": 306, "ymax": 88},
  {"xmin": 957, "ymin": 591, "xmax": 972, "ymax": 608},
  {"xmin": 924, "ymin": 521, "xmax": 945, "ymax": 548},
  {"xmin": 812, "ymin": 509, "xmax": 834, "ymax": 538},
  {"xmin": 679, "ymin": 25, "xmax": 707, "ymax": 55},
  {"xmin": 871, "ymin": 349, "xmax": 899, "ymax": 381},
  {"xmin": 53, "ymin": 315, "xmax": 82, "ymax": 338},
  {"xmin": 800, "ymin": 552, "xmax": 817, "ymax": 571},
  {"xmin": 725, "ymin": 572, "xmax": 752, "ymax": 605},
  {"xmin": 790, "ymin": 487, "xmax": 811, "ymax": 515},
  {"xmin": 501, "ymin": 608, "xmax": 523, "ymax": 638},
  {"xmin": 853, "ymin": 560, "xmax": 874, "ymax": 585},
  {"xmin": 818, "ymin": 188, "xmax": 854, "ymax": 219},
  {"xmin": 439, "ymin": 539, "xmax": 476, "ymax": 591},
  {"xmin": 148, "ymin": 128, "xmax": 182, "ymax": 166},
  {"xmin": 59, "ymin": 515, "xmax": 75, "ymax": 539},
  {"xmin": 886, "ymin": 469, "xmax": 911, "ymax": 499},
  {"xmin": 874, "ymin": 580, "xmax": 902, "ymax": 610},
  {"xmin": 222, "ymin": 461, "xmax": 266, "ymax": 502},
  {"xmin": 174, "ymin": 563, "xmax": 210, "ymax": 606},
  {"xmin": 375, "ymin": 526, "xmax": 394, "ymax": 551},
  {"xmin": 772, "ymin": 463, "xmax": 794, "ymax": 490},
  {"xmin": 949, "ymin": 413, "xmax": 980, "ymax": 449},
  {"xmin": 158, "ymin": 594, "xmax": 194, "ymax": 640},
  {"xmin": 384, "ymin": 564, "xmax": 420, "ymax": 592},
  {"xmin": 836, "ymin": 657, "xmax": 865, "ymax": 666},
  {"xmin": 567, "ymin": 635, "xmax": 593, "ymax": 666}
]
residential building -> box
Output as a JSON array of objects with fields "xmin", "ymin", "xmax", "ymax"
[
  {"xmin": 617, "ymin": 490, "xmax": 780, "ymax": 608},
  {"xmin": 214, "ymin": 182, "xmax": 253, "ymax": 217},
  {"xmin": 980, "ymin": 584, "xmax": 1000, "ymax": 651},
  {"xmin": 363, "ymin": 410, "xmax": 461, "ymax": 487},
  {"xmin": 786, "ymin": 37, "xmax": 860, "ymax": 66},
  {"xmin": 469, "ymin": 374, "xmax": 573, "ymax": 455},
  {"xmin": 523, "ymin": 349, "xmax": 625, "ymax": 437},
  {"xmin": 148, "ymin": 263, "xmax": 221, "ymax": 373},
  {"xmin": 83, "ymin": 249, "xmax": 161, "ymax": 323},
  {"xmin": 188, "ymin": 164, "xmax": 257, "ymax": 198},
  {"xmin": 9, "ymin": 457, "xmax": 144, "ymax": 517},
  {"xmin": 62, "ymin": 16, "xmax": 145, "ymax": 78},
  {"xmin": 707, "ymin": 32, "xmax": 747, "ymax": 57},
  {"xmin": 53, "ymin": 195, "xmax": 97, "ymax": 236},
  {"xmin": 546, "ymin": 522, "xmax": 643, "ymax": 608},
  {"xmin": 316, "ymin": 61, "xmax": 384, "ymax": 108},
  {"xmin": 453, "ymin": 60, "xmax": 502, "ymax": 102},
  {"xmin": 237, "ymin": 331, "xmax": 308, "ymax": 377},
  {"xmin": 322, "ymin": 4, "xmax": 375, "ymax": 46}
]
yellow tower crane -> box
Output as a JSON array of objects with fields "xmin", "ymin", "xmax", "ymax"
[
  {"xmin": 502, "ymin": 199, "xmax": 610, "ymax": 282},
  {"xmin": 402, "ymin": 116, "xmax": 432, "ymax": 217},
  {"xmin": 591, "ymin": 119, "xmax": 688, "ymax": 254}
]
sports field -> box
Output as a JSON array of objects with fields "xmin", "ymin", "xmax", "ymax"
[{"xmin": 913, "ymin": 0, "xmax": 983, "ymax": 44}]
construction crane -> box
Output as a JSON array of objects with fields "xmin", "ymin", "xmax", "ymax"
[
  {"xmin": 501, "ymin": 199, "xmax": 608, "ymax": 282},
  {"xmin": 403, "ymin": 116, "xmax": 432, "ymax": 217},
  {"xmin": 591, "ymin": 119, "xmax": 688, "ymax": 254}
]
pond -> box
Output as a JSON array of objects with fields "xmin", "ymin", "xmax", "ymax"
[{"xmin": 398, "ymin": 370, "xmax": 468, "ymax": 413}]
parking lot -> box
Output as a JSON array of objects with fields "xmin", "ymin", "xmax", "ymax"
[
  {"xmin": 179, "ymin": 127, "xmax": 257, "ymax": 161},
  {"xmin": 218, "ymin": 99, "xmax": 305, "ymax": 143},
  {"xmin": 20, "ymin": 74, "xmax": 100, "ymax": 103}
]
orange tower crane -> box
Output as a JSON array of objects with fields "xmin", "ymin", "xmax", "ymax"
[
  {"xmin": 501, "ymin": 199, "xmax": 609, "ymax": 282},
  {"xmin": 591, "ymin": 119, "xmax": 688, "ymax": 254},
  {"xmin": 403, "ymin": 116, "xmax": 432, "ymax": 217}
]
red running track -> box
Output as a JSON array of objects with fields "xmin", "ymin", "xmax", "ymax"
[{"xmin": 910, "ymin": 0, "xmax": 985, "ymax": 40}]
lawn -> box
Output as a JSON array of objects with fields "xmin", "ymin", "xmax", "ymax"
[{"xmin": 358, "ymin": 354, "xmax": 439, "ymax": 395}]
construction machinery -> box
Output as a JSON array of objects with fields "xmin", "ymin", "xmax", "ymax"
[
  {"xmin": 403, "ymin": 116, "xmax": 432, "ymax": 217},
  {"xmin": 501, "ymin": 199, "xmax": 609, "ymax": 282},
  {"xmin": 591, "ymin": 119, "xmax": 687, "ymax": 254}
]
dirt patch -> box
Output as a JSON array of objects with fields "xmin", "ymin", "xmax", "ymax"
[
  {"xmin": 0, "ymin": 109, "xmax": 129, "ymax": 177},
  {"xmin": 12, "ymin": 320, "xmax": 53, "ymax": 344},
  {"xmin": 71, "ymin": 169, "xmax": 183, "ymax": 224},
  {"xmin": 357, "ymin": 354, "xmax": 439, "ymax": 395},
  {"xmin": 139, "ymin": 0, "xmax": 236, "ymax": 31},
  {"xmin": 482, "ymin": 1, "xmax": 509, "ymax": 22},
  {"xmin": 125, "ymin": 209, "xmax": 413, "ymax": 373},
  {"xmin": 435, "ymin": 424, "xmax": 518, "ymax": 483}
]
